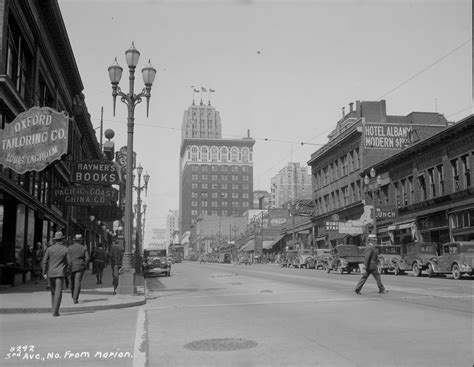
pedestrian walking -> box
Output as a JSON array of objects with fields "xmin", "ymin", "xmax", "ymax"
[
  {"xmin": 93, "ymin": 244, "xmax": 107, "ymax": 284},
  {"xmin": 354, "ymin": 234, "xmax": 388, "ymax": 295},
  {"xmin": 110, "ymin": 240, "xmax": 123, "ymax": 294},
  {"xmin": 68, "ymin": 234, "xmax": 90, "ymax": 304},
  {"xmin": 42, "ymin": 231, "xmax": 71, "ymax": 317}
]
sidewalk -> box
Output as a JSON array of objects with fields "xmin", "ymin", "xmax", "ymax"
[{"xmin": 0, "ymin": 266, "xmax": 145, "ymax": 314}]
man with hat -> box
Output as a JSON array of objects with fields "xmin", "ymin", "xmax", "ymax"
[
  {"xmin": 354, "ymin": 234, "xmax": 388, "ymax": 295},
  {"xmin": 42, "ymin": 231, "xmax": 71, "ymax": 316},
  {"xmin": 68, "ymin": 234, "xmax": 90, "ymax": 304}
]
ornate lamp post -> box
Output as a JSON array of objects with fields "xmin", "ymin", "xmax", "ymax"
[
  {"xmin": 133, "ymin": 165, "xmax": 149, "ymax": 274},
  {"xmin": 364, "ymin": 167, "xmax": 382, "ymax": 238},
  {"xmin": 108, "ymin": 43, "xmax": 157, "ymax": 294}
]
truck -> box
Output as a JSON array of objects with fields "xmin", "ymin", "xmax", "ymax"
[{"xmin": 324, "ymin": 245, "xmax": 366, "ymax": 274}]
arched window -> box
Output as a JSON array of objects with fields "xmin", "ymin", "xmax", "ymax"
[
  {"xmin": 191, "ymin": 146, "xmax": 198, "ymax": 162},
  {"xmin": 231, "ymin": 147, "xmax": 239, "ymax": 163},
  {"xmin": 211, "ymin": 147, "xmax": 218, "ymax": 162},
  {"xmin": 201, "ymin": 146, "xmax": 208, "ymax": 162},
  {"xmin": 221, "ymin": 147, "xmax": 228, "ymax": 163},
  {"xmin": 242, "ymin": 147, "xmax": 249, "ymax": 163}
]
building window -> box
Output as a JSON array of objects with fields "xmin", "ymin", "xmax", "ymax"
[
  {"xmin": 428, "ymin": 168, "xmax": 436, "ymax": 197},
  {"xmin": 191, "ymin": 146, "xmax": 198, "ymax": 162},
  {"xmin": 222, "ymin": 210, "xmax": 228, "ymax": 216},
  {"xmin": 232, "ymin": 184, "xmax": 239, "ymax": 190},
  {"xmin": 221, "ymin": 147, "xmax": 228, "ymax": 163},
  {"xmin": 192, "ymin": 174, "xmax": 198, "ymax": 180},
  {"xmin": 242, "ymin": 193, "xmax": 249, "ymax": 199},
  {"xmin": 201, "ymin": 147, "xmax": 208, "ymax": 162},
  {"xmin": 461, "ymin": 155, "xmax": 471, "ymax": 188},
  {"xmin": 201, "ymin": 209, "xmax": 208, "ymax": 215},
  {"xmin": 191, "ymin": 192, "xmax": 198, "ymax": 198},
  {"xmin": 221, "ymin": 192, "xmax": 228, "ymax": 198},
  {"xmin": 191, "ymin": 201, "xmax": 198, "ymax": 207},
  {"xmin": 418, "ymin": 174, "xmax": 427, "ymax": 201},
  {"xmin": 436, "ymin": 165, "xmax": 444, "ymax": 195},
  {"xmin": 211, "ymin": 165, "xmax": 218, "ymax": 171},
  {"xmin": 201, "ymin": 192, "xmax": 208, "ymax": 198},
  {"xmin": 202, "ymin": 183, "xmax": 208, "ymax": 189},
  {"xmin": 211, "ymin": 201, "xmax": 218, "ymax": 207},
  {"xmin": 232, "ymin": 193, "xmax": 239, "ymax": 198},
  {"xmin": 192, "ymin": 165, "xmax": 198, "ymax": 171},
  {"xmin": 243, "ymin": 184, "xmax": 249, "ymax": 190},
  {"xmin": 211, "ymin": 175, "xmax": 218, "ymax": 180},
  {"xmin": 201, "ymin": 166, "xmax": 208, "ymax": 171},
  {"xmin": 232, "ymin": 175, "xmax": 238, "ymax": 181},
  {"xmin": 242, "ymin": 148, "xmax": 250, "ymax": 163},
  {"xmin": 211, "ymin": 192, "xmax": 218, "ymax": 198},
  {"xmin": 221, "ymin": 175, "xmax": 228, "ymax": 181},
  {"xmin": 211, "ymin": 210, "xmax": 218, "ymax": 215},
  {"xmin": 201, "ymin": 200, "xmax": 208, "ymax": 206},
  {"xmin": 231, "ymin": 148, "xmax": 239, "ymax": 162},
  {"xmin": 191, "ymin": 210, "xmax": 198, "ymax": 216},
  {"xmin": 212, "ymin": 183, "xmax": 219, "ymax": 189},
  {"xmin": 232, "ymin": 166, "xmax": 239, "ymax": 172},
  {"xmin": 451, "ymin": 159, "xmax": 459, "ymax": 191},
  {"xmin": 211, "ymin": 147, "xmax": 218, "ymax": 162},
  {"xmin": 222, "ymin": 183, "xmax": 228, "ymax": 189},
  {"xmin": 243, "ymin": 202, "xmax": 249, "ymax": 207},
  {"xmin": 222, "ymin": 201, "xmax": 228, "ymax": 207},
  {"xmin": 243, "ymin": 175, "xmax": 249, "ymax": 181},
  {"xmin": 232, "ymin": 201, "xmax": 239, "ymax": 207},
  {"xmin": 201, "ymin": 174, "xmax": 208, "ymax": 180}
]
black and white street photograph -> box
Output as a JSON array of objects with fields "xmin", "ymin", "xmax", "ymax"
[{"xmin": 0, "ymin": 0, "xmax": 472, "ymax": 366}]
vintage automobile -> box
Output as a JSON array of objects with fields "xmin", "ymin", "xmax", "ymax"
[
  {"xmin": 376, "ymin": 245, "xmax": 403, "ymax": 274},
  {"xmin": 325, "ymin": 245, "xmax": 366, "ymax": 274},
  {"xmin": 143, "ymin": 256, "xmax": 171, "ymax": 277},
  {"xmin": 237, "ymin": 255, "xmax": 251, "ymax": 265},
  {"xmin": 314, "ymin": 249, "xmax": 332, "ymax": 270},
  {"xmin": 297, "ymin": 249, "xmax": 315, "ymax": 269},
  {"xmin": 425, "ymin": 241, "xmax": 474, "ymax": 279},
  {"xmin": 391, "ymin": 242, "xmax": 438, "ymax": 276}
]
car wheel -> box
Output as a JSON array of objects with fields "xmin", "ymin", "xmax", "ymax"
[
  {"xmin": 427, "ymin": 263, "xmax": 434, "ymax": 278},
  {"xmin": 451, "ymin": 264, "xmax": 461, "ymax": 280},
  {"xmin": 412, "ymin": 262, "xmax": 421, "ymax": 277}
]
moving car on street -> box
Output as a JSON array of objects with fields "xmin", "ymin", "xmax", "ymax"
[{"xmin": 142, "ymin": 249, "xmax": 171, "ymax": 277}]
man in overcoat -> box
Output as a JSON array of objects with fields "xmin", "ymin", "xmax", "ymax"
[
  {"xmin": 354, "ymin": 234, "xmax": 388, "ymax": 295},
  {"xmin": 42, "ymin": 231, "xmax": 71, "ymax": 316}
]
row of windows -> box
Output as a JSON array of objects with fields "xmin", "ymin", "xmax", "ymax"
[
  {"xmin": 191, "ymin": 192, "xmax": 250, "ymax": 199},
  {"xmin": 191, "ymin": 201, "xmax": 250, "ymax": 208},
  {"xmin": 191, "ymin": 209, "xmax": 242, "ymax": 216},
  {"xmin": 314, "ymin": 148, "xmax": 360, "ymax": 188},
  {"xmin": 191, "ymin": 183, "xmax": 251, "ymax": 190},
  {"xmin": 191, "ymin": 165, "xmax": 250, "ymax": 172},
  {"xmin": 191, "ymin": 174, "xmax": 250, "ymax": 181},
  {"xmin": 315, "ymin": 180, "xmax": 364, "ymax": 214},
  {"xmin": 187, "ymin": 146, "xmax": 252, "ymax": 163}
]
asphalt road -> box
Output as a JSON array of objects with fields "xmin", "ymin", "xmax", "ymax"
[
  {"xmin": 1, "ymin": 262, "xmax": 472, "ymax": 367},
  {"xmin": 144, "ymin": 262, "xmax": 473, "ymax": 367}
]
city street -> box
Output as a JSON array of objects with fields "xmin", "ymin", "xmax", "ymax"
[{"xmin": 3, "ymin": 262, "xmax": 471, "ymax": 367}]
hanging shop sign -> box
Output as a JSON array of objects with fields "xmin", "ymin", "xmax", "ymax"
[
  {"xmin": 364, "ymin": 123, "xmax": 413, "ymax": 150},
  {"xmin": 295, "ymin": 201, "xmax": 315, "ymax": 217},
  {"xmin": 72, "ymin": 160, "xmax": 122, "ymax": 185},
  {"xmin": 52, "ymin": 186, "xmax": 119, "ymax": 206},
  {"xmin": 375, "ymin": 206, "xmax": 397, "ymax": 219},
  {"xmin": 0, "ymin": 106, "xmax": 69, "ymax": 174},
  {"xmin": 115, "ymin": 146, "xmax": 136, "ymax": 174}
]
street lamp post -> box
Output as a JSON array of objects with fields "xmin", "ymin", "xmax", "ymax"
[
  {"xmin": 108, "ymin": 43, "xmax": 157, "ymax": 295},
  {"xmin": 364, "ymin": 167, "xmax": 382, "ymax": 238},
  {"xmin": 133, "ymin": 164, "xmax": 149, "ymax": 274}
]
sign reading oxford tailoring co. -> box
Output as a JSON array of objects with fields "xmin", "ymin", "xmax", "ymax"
[
  {"xmin": 0, "ymin": 106, "xmax": 68, "ymax": 174},
  {"xmin": 52, "ymin": 186, "xmax": 119, "ymax": 206},
  {"xmin": 72, "ymin": 160, "xmax": 121, "ymax": 185},
  {"xmin": 364, "ymin": 123, "xmax": 412, "ymax": 149}
]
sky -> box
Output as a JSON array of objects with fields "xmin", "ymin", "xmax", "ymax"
[{"xmin": 58, "ymin": 0, "xmax": 472, "ymax": 245}]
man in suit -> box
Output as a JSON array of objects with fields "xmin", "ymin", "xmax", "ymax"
[
  {"xmin": 42, "ymin": 231, "xmax": 71, "ymax": 316},
  {"xmin": 68, "ymin": 234, "xmax": 90, "ymax": 304},
  {"xmin": 354, "ymin": 234, "xmax": 388, "ymax": 295}
]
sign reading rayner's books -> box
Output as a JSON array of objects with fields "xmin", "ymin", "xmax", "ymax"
[
  {"xmin": 72, "ymin": 160, "xmax": 122, "ymax": 185},
  {"xmin": 0, "ymin": 106, "xmax": 69, "ymax": 174}
]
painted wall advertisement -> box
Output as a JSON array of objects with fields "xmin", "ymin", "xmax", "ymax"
[
  {"xmin": 0, "ymin": 106, "xmax": 69, "ymax": 174},
  {"xmin": 364, "ymin": 123, "xmax": 412, "ymax": 149}
]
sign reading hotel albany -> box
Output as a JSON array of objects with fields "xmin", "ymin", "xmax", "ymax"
[
  {"xmin": 72, "ymin": 160, "xmax": 121, "ymax": 185},
  {"xmin": 52, "ymin": 186, "xmax": 119, "ymax": 206},
  {"xmin": 364, "ymin": 123, "xmax": 412, "ymax": 149},
  {"xmin": 0, "ymin": 106, "xmax": 69, "ymax": 174}
]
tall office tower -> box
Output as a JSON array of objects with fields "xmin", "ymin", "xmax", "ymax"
[
  {"xmin": 166, "ymin": 210, "xmax": 179, "ymax": 244},
  {"xmin": 270, "ymin": 162, "xmax": 313, "ymax": 208},
  {"xmin": 179, "ymin": 100, "xmax": 255, "ymax": 235}
]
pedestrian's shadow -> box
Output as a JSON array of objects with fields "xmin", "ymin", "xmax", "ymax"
[{"xmin": 79, "ymin": 298, "xmax": 109, "ymax": 303}]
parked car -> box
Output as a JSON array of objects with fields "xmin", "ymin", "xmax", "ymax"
[
  {"xmin": 376, "ymin": 245, "xmax": 403, "ymax": 274},
  {"xmin": 143, "ymin": 256, "xmax": 171, "ymax": 277},
  {"xmin": 314, "ymin": 249, "xmax": 332, "ymax": 270},
  {"xmin": 297, "ymin": 249, "xmax": 315, "ymax": 269},
  {"xmin": 391, "ymin": 242, "xmax": 438, "ymax": 276},
  {"xmin": 325, "ymin": 245, "xmax": 366, "ymax": 274},
  {"xmin": 426, "ymin": 241, "xmax": 474, "ymax": 279}
]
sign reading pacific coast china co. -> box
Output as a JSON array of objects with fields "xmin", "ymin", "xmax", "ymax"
[
  {"xmin": 51, "ymin": 186, "xmax": 119, "ymax": 206},
  {"xmin": 0, "ymin": 106, "xmax": 69, "ymax": 174},
  {"xmin": 72, "ymin": 160, "xmax": 121, "ymax": 185},
  {"xmin": 364, "ymin": 123, "xmax": 412, "ymax": 149}
]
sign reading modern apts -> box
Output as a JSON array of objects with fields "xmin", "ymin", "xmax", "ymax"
[
  {"xmin": 0, "ymin": 106, "xmax": 69, "ymax": 174},
  {"xmin": 52, "ymin": 186, "xmax": 119, "ymax": 206},
  {"xmin": 72, "ymin": 160, "xmax": 121, "ymax": 185},
  {"xmin": 364, "ymin": 123, "xmax": 412, "ymax": 149}
]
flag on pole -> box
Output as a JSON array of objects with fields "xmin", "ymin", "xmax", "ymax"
[
  {"xmin": 194, "ymin": 89, "xmax": 200, "ymax": 92},
  {"xmin": 209, "ymin": 89, "xmax": 215, "ymax": 93},
  {"xmin": 201, "ymin": 86, "xmax": 207, "ymax": 92}
]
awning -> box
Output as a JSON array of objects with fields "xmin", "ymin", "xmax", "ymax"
[
  {"xmin": 388, "ymin": 222, "xmax": 414, "ymax": 231},
  {"xmin": 315, "ymin": 236, "xmax": 327, "ymax": 242},
  {"xmin": 262, "ymin": 240, "xmax": 275, "ymax": 249},
  {"xmin": 265, "ymin": 234, "xmax": 285, "ymax": 249},
  {"xmin": 240, "ymin": 239, "xmax": 255, "ymax": 252}
]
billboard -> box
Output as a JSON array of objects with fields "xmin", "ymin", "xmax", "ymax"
[
  {"xmin": 0, "ymin": 106, "xmax": 69, "ymax": 174},
  {"xmin": 364, "ymin": 123, "xmax": 412, "ymax": 149}
]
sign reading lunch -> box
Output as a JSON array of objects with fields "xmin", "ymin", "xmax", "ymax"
[
  {"xmin": 72, "ymin": 160, "xmax": 121, "ymax": 185},
  {"xmin": 364, "ymin": 123, "xmax": 412, "ymax": 149},
  {"xmin": 0, "ymin": 106, "xmax": 69, "ymax": 174}
]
